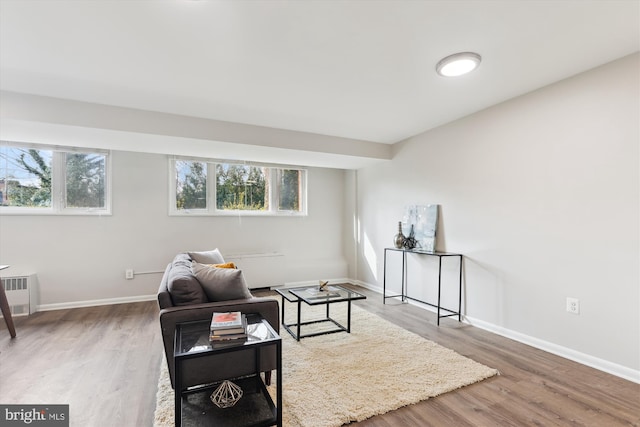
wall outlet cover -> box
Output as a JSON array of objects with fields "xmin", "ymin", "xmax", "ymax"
[{"xmin": 566, "ymin": 297, "xmax": 580, "ymax": 314}]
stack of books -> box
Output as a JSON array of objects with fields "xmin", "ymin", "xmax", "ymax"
[{"xmin": 210, "ymin": 311, "xmax": 247, "ymax": 343}]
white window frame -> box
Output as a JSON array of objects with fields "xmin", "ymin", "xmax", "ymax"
[
  {"xmin": 169, "ymin": 157, "xmax": 307, "ymax": 216},
  {"xmin": 0, "ymin": 141, "xmax": 112, "ymax": 216}
]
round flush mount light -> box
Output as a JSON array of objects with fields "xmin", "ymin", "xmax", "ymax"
[{"xmin": 436, "ymin": 52, "xmax": 481, "ymax": 77}]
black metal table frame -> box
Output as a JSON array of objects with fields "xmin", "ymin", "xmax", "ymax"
[
  {"xmin": 174, "ymin": 316, "xmax": 282, "ymax": 427},
  {"xmin": 383, "ymin": 248, "xmax": 463, "ymax": 325},
  {"xmin": 276, "ymin": 286, "xmax": 366, "ymax": 341}
]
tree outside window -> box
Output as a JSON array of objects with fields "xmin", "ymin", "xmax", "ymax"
[
  {"xmin": 169, "ymin": 158, "xmax": 306, "ymax": 216},
  {"xmin": 65, "ymin": 153, "xmax": 106, "ymax": 208},
  {"xmin": 216, "ymin": 164, "xmax": 267, "ymax": 211},
  {"xmin": 0, "ymin": 143, "xmax": 110, "ymax": 214},
  {"xmin": 175, "ymin": 160, "xmax": 207, "ymax": 210},
  {"xmin": 279, "ymin": 169, "xmax": 301, "ymax": 211},
  {"xmin": 0, "ymin": 147, "xmax": 52, "ymax": 208}
]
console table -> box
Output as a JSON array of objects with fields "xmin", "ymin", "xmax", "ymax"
[{"xmin": 382, "ymin": 248, "xmax": 463, "ymax": 325}]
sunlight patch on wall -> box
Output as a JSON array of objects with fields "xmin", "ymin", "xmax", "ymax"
[{"xmin": 363, "ymin": 231, "xmax": 378, "ymax": 280}]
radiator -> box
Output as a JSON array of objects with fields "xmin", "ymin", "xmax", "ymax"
[
  {"xmin": 0, "ymin": 274, "xmax": 38, "ymax": 317},
  {"xmin": 224, "ymin": 253, "xmax": 285, "ymax": 289}
]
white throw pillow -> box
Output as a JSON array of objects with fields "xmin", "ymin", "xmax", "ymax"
[{"xmin": 187, "ymin": 248, "xmax": 225, "ymax": 264}]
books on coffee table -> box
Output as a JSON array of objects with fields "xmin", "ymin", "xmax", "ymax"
[
  {"xmin": 210, "ymin": 311, "xmax": 248, "ymax": 341},
  {"xmin": 303, "ymin": 286, "xmax": 341, "ymax": 299}
]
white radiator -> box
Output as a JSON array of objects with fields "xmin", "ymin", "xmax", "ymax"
[
  {"xmin": 225, "ymin": 253, "xmax": 285, "ymax": 289},
  {"xmin": 1, "ymin": 274, "xmax": 38, "ymax": 317}
]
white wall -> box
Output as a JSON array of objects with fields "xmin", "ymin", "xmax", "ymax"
[
  {"xmin": 352, "ymin": 53, "xmax": 639, "ymax": 376},
  {"xmin": 0, "ymin": 151, "xmax": 348, "ymax": 306}
]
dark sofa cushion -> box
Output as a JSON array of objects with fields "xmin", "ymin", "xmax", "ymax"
[
  {"xmin": 192, "ymin": 261, "xmax": 252, "ymax": 301},
  {"xmin": 167, "ymin": 253, "xmax": 207, "ymax": 306},
  {"xmin": 157, "ymin": 264, "xmax": 174, "ymax": 310}
]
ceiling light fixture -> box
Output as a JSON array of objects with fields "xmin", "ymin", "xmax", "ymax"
[{"xmin": 436, "ymin": 52, "xmax": 481, "ymax": 77}]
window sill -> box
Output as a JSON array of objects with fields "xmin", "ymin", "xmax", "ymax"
[
  {"xmin": 169, "ymin": 210, "xmax": 307, "ymax": 217},
  {"xmin": 0, "ymin": 209, "xmax": 112, "ymax": 216}
]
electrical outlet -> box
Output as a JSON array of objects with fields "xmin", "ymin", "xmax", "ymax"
[
  {"xmin": 125, "ymin": 269, "xmax": 134, "ymax": 280},
  {"xmin": 566, "ymin": 297, "xmax": 580, "ymax": 314}
]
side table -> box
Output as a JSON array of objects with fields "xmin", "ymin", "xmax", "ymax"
[{"xmin": 174, "ymin": 314, "xmax": 282, "ymax": 427}]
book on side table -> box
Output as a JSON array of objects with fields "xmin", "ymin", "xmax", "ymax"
[{"xmin": 210, "ymin": 311, "xmax": 248, "ymax": 342}]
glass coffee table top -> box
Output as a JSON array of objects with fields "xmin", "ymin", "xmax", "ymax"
[{"xmin": 280, "ymin": 284, "xmax": 366, "ymax": 305}]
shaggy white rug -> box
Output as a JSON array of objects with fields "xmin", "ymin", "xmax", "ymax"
[{"xmin": 154, "ymin": 302, "xmax": 498, "ymax": 427}]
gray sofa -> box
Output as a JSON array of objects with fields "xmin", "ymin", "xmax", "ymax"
[{"xmin": 157, "ymin": 251, "xmax": 279, "ymax": 389}]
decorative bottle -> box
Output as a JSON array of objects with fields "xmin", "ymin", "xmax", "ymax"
[{"xmin": 393, "ymin": 221, "xmax": 405, "ymax": 249}]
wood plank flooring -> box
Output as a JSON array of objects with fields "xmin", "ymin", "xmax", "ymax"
[
  {"xmin": 0, "ymin": 301, "xmax": 163, "ymax": 427},
  {"xmin": 1, "ymin": 285, "xmax": 638, "ymax": 427}
]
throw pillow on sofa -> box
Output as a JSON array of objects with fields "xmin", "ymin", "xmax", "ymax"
[
  {"xmin": 192, "ymin": 261, "xmax": 252, "ymax": 301},
  {"xmin": 187, "ymin": 248, "xmax": 225, "ymax": 264},
  {"xmin": 210, "ymin": 262, "xmax": 236, "ymax": 269},
  {"xmin": 167, "ymin": 253, "xmax": 208, "ymax": 306}
]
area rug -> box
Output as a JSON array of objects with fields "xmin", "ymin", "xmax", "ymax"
[{"xmin": 154, "ymin": 301, "xmax": 498, "ymax": 427}]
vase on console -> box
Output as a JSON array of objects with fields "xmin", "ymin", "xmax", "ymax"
[{"xmin": 393, "ymin": 221, "xmax": 405, "ymax": 249}]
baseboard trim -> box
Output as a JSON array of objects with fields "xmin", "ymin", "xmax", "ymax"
[
  {"xmin": 353, "ymin": 279, "xmax": 640, "ymax": 384},
  {"xmin": 464, "ymin": 316, "xmax": 640, "ymax": 384},
  {"xmin": 37, "ymin": 294, "xmax": 157, "ymax": 312}
]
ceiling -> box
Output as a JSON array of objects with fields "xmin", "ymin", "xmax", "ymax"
[{"xmin": 0, "ymin": 0, "xmax": 639, "ymax": 167}]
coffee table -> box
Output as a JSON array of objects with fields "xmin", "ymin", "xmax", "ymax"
[
  {"xmin": 174, "ymin": 314, "xmax": 282, "ymax": 427},
  {"xmin": 274, "ymin": 284, "xmax": 366, "ymax": 341}
]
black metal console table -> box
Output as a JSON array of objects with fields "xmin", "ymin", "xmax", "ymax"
[{"xmin": 383, "ymin": 248, "xmax": 463, "ymax": 325}]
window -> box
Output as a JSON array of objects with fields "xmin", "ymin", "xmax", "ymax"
[
  {"xmin": 64, "ymin": 152, "xmax": 107, "ymax": 209},
  {"xmin": 0, "ymin": 146, "xmax": 52, "ymax": 209},
  {"xmin": 0, "ymin": 142, "xmax": 111, "ymax": 215},
  {"xmin": 278, "ymin": 169, "xmax": 302, "ymax": 212},
  {"xmin": 170, "ymin": 158, "xmax": 306, "ymax": 216},
  {"xmin": 175, "ymin": 160, "xmax": 207, "ymax": 210},
  {"xmin": 216, "ymin": 164, "xmax": 267, "ymax": 211}
]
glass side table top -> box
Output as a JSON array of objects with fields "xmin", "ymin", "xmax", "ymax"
[
  {"xmin": 286, "ymin": 284, "xmax": 366, "ymax": 305},
  {"xmin": 175, "ymin": 314, "xmax": 279, "ymax": 357}
]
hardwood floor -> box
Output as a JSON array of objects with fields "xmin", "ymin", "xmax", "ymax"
[
  {"xmin": 1, "ymin": 286, "xmax": 638, "ymax": 427},
  {"xmin": 343, "ymin": 286, "xmax": 639, "ymax": 427},
  {"xmin": 0, "ymin": 301, "xmax": 163, "ymax": 427}
]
